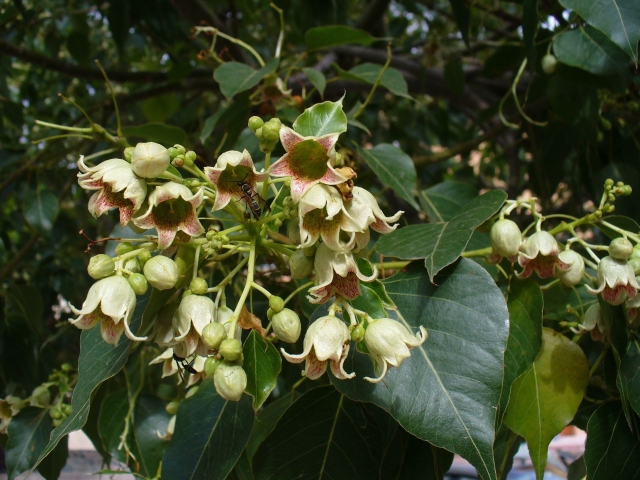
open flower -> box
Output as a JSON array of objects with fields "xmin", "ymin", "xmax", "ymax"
[
  {"xmin": 69, "ymin": 276, "xmax": 139, "ymax": 346},
  {"xmin": 343, "ymin": 187, "xmax": 403, "ymax": 234},
  {"xmin": 587, "ymin": 256, "xmax": 640, "ymax": 305},
  {"xmin": 517, "ymin": 231, "xmax": 571, "ymax": 279},
  {"xmin": 281, "ymin": 315, "xmax": 354, "ymax": 380},
  {"xmin": 133, "ymin": 182, "xmax": 205, "ymax": 250},
  {"xmin": 555, "ymin": 250, "xmax": 585, "ymax": 286},
  {"xmin": 203, "ymin": 150, "xmax": 269, "ymax": 212},
  {"xmin": 269, "ymin": 126, "xmax": 346, "ymax": 201},
  {"xmin": 308, "ymin": 243, "xmax": 378, "ymax": 304},
  {"xmin": 172, "ymin": 294, "xmax": 216, "ymax": 357},
  {"xmin": 77, "ymin": 156, "xmax": 147, "ymax": 226},
  {"xmin": 149, "ymin": 348, "xmax": 206, "ymax": 386},
  {"xmin": 364, "ymin": 318, "xmax": 427, "ymax": 383}
]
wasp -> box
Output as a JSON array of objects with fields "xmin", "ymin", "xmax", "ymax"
[
  {"xmin": 173, "ymin": 353, "xmax": 197, "ymax": 382},
  {"xmin": 233, "ymin": 174, "xmax": 270, "ymax": 220}
]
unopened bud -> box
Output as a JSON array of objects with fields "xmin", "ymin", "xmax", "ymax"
[
  {"xmin": 541, "ymin": 54, "xmax": 557, "ymax": 74},
  {"xmin": 271, "ymin": 308, "xmax": 301, "ymax": 343},
  {"xmin": 124, "ymin": 147, "xmax": 134, "ymax": 162},
  {"xmin": 213, "ymin": 363, "xmax": 247, "ymax": 401},
  {"xmin": 124, "ymin": 257, "xmax": 140, "ymax": 274},
  {"xmin": 204, "ymin": 357, "xmax": 222, "ymax": 377},
  {"xmin": 604, "ymin": 178, "xmax": 614, "ymax": 188},
  {"xmin": 166, "ymin": 401, "xmax": 180, "ymax": 415},
  {"xmin": 173, "ymin": 145, "xmax": 186, "ymax": 155},
  {"xmin": 138, "ymin": 249, "xmax": 151, "ymax": 266},
  {"xmin": 185, "ymin": 385, "xmax": 198, "ymax": 398},
  {"xmin": 219, "ymin": 338, "xmax": 242, "ymax": 361},
  {"xmin": 168, "ymin": 147, "xmax": 179, "ymax": 159},
  {"xmin": 189, "ymin": 277, "xmax": 208, "ymax": 295},
  {"xmin": 269, "ymin": 296, "xmax": 284, "ymax": 313},
  {"xmin": 287, "ymin": 218, "xmax": 301, "ymax": 245},
  {"xmin": 128, "ymin": 273, "xmax": 148, "ymax": 295},
  {"xmin": 248, "ymin": 116, "xmax": 264, "ymax": 132},
  {"xmin": 290, "ymin": 249, "xmax": 314, "ymax": 279},
  {"xmin": 610, "ymin": 237, "xmax": 634, "ymax": 260},
  {"xmin": 555, "ymin": 250, "xmax": 585, "ymax": 286},
  {"xmin": 267, "ymin": 308, "xmax": 274, "ymax": 321},
  {"xmin": 30, "ymin": 386, "xmax": 51, "ymax": 408},
  {"xmin": 351, "ymin": 324, "xmax": 365, "ymax": 343},
  {"xmin": 87, "ymin": 254, "xmax": 115, "ymax": 279},
  {"xmin": 185, "ymin": 151, "xmax": 197, "ymax": 165},
  {"xmin": 115, "ymin": 242, "xmax": 135, "ymax": 255},
  {"xmin": 490, "ymin": 219, "xmax": 522, "ymax": 258},
  {"xmin": 131, "ymin": 142, "xmax": 170, "ymax": 178},
  {"xmin": 172, "ymin": 157, "xmax": 184, "ymax": 168},
  {"xmin": 143, "ymin": 256, "xmax": 179, "ymax": 290},
  {"xmin": 202, "ymin": 322, "xmax": 227, "ymax": 350},
  {"xmin": 629, "ymin": 257, "xmax": 640, "ymax": 276}
]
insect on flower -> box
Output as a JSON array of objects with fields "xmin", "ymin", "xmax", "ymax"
[
  {"xmin": 173, "ymin": 353, "xmax": 197, "ymax": 382},
  {"xmin": 233, "ymin": 173, "xmax": 270, "ymax": 219}
]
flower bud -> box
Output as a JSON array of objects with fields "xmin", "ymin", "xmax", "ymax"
[
  {"xmin": 61, "ymin": 404, "xmax": 72, "ymax": 416},
  {"xmin": 248, "ymin": 116, "xmax": 264, "ymax": 132},
  {"xmin": 610, "ymin": 237, "xmax": 634, "ymax": 260},
  {"xmin": 490, "ymin": 219, "xmax": 522, "ymax": 258},
  {"xmin": 213, "ymin": 363, "xmax": 247, "ymax": 401},
  {"xmin": 87, "ymin": 254, "xmax": 115, "ymax": 279},
  {"xmin": 269, "ymin": 296, "xmax": 284, "ymax": 313},
  {"xmin": 189, "ymin": 277, "xmax": 208, "ymax": 295},
  {"xmin": 185, "ymin": 385, "xmax": 198, "ymax": 398},
  {"xmin": 629, "ymin": 257, "xmax": 640, "ymax": 276},
  {"xmin": 267, "ymin": 308, "xmax": 274, "ymax": 321},
  {"xmin": 541, "ymin": 54, "xmax": 557, "ymax": 74},
  {"xmin": 49, "ymin": 406, "xmax": 62, "ymax": 419},
  {"xmin": 271, "ymin": 308, "xmax": 301, "ymax": 343},
  {"xmin": 287, "ymin": 218, "xmax": 301, "ymax": 245},
  {"xmin": 555, "ymin": 250, "xmax": 585, "ymax": 286},
  {"xmin": 143, "ymin": 256, "xmax": 179, "ymax": 290},
  {"xmin": 351, "ymin": 324, "xmax": 365, "ymax": 343},
  {"xmin": 30, "ymin": 386, "xmax": 51, "ymax": 408},
  {"xmin": 290, "ymin": 249, "xmax": 314, "ymax": 279},
  {"xmin": 202, "ymin": 322, "xmax": 227, "ymax": 350},
  {"xmin": 185, "ymin": 151, "xmax": 197, "ymax": 165},
  {"xmin": 173, "ymin": 145, "xmax": 186, "ymax": 156},
  {"xmin": 131, "ymin": 142, "xmax": 170, "ymax": 178},
  {"xmin": 124, "ymin": 257, "xmax": 140, "ymax": 274},
  {"xmin": 219, "ymin": 338, "xmax": 242, "ymax": 361},
  {"xmin": 128, "ymin": 273, "xmax": 148, "ymax": 295},
  {"xmin": 204, "ymin": 357, "xmax": 221, "ymax": 377},
  {"xmin": 115, "ymin": 242, "xmax": 135, "ymax": 255},
  {"xmin": 124, "ymin": 147, "xmax": 134, "ymax": 162},
  {"xmin": 138, "ymin": 249, "xmax": 151, "ymax": 266},
  {"xmin": 165, "ymin": 401, "xmax": 180, "ymax": 415}
]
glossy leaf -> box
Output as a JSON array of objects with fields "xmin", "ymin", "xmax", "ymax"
[
  {"xmin": 376, "ymin": 189, "xmax": 507, "ymax": 281},
  {"xmin": 293, "ymin": 99, "xmax": 347, "ymax": 137},
  {"xmin": 132, "ymin": 394, "xmax": 172, "ymax": 478},
  {"xmin": 559, "ymin": 0, "xmax": 640, "ymax": 62},
  {"xmin": 448, "ymin": 0, "xmax": 470, "ymax": 45},
  {"xmin": 162, "ymin": 381, "xmax": 254, "ymax": 480},
  {"xmin": 351, "ymin": 284, "xmax": 388, "ymax": 319},
  {"xmin": 243, "ymin": 330, "xmax": 282, "ymax": 410},
  {"xmin": 418, "ymin": 180, "xmax": 477, "ymax": 222},
  {"xmin": 554, "ymin": 26, "xmax": 629, "ymax": 75},
  {"xmin": 332, "ymin": 260, "xmax": 509, "ymax": 480},
  {"xmin": 305, "ymin": 25, "xmax": 379, "ymax": 50},
  {"xmin": 301, "ymin": 67, "xmax": 326, "ymax": 97},
  {"xmin": 493, "ymin": 425, "xmax": 523, "ymax": 480},
  {"xmin": 97, "ymin": 390, "xmax": 129, "ymax": 464},
  {"xmin": 568, "ymin": 455, "xmax": 586, "ymax": 480},
  {"xmin": 397, "ymin": 433, "xmax": 454, "ymax": 479},
  {"xmin": 200, "ymin": 107, "xmax": 228, "ymax": 144},
  {"xmin": 252, "ymin": 386, "xmax": 388, "ymax": 479},
  {"xmin": 23, "ymin": 188, "xmax": 58, "ymax": 233},
  {"xmin": 6, "ymin": 407, "xmax": 52, "ymax": 480},
  {"xmin": 356, "ymin": 144, "xmax": 419, "ymax": 210},
  {"xmin": 122, "ymin": 123, "xmax": 187, "ymax": 146},
  {"xmin": 246, "ymin": 393, "xmax": 296, "ymax": 461},
  {"xmin": 214, "ymin": 58, "xmax": 279, "ymax": 99},
  {"xmin": 333, "ymin": 63, "xmax": 411, "ymax": 98},
  {"xmin": 619, "ymin": 338, "xmax": 640, "ymax": 418},
  {"xmin": 504, "ymin": 328, "xmax": 589, "ymax": 480},
  {"xmin": 37, "ymin": 435, "xmax": 68, "ymax": 480},
  {"xmin": 584, "ymin": 402, "xmax": 640, "ymax": 479}
]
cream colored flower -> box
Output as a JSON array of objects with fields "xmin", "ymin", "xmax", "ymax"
[
  {"xmin": 587, "ymin": 256, "xmax": 640, "ymax": 305},
  {"xmin": 343, "ymin": 187, "xmax": 403, "ymax": 234},
  {"xmin": 517, "ymin": 231, "xmax": 570, "ymax": 279},
  {"xmin": 555, "ymin": 250, "xmax": 585, "ymax": 286},
  {"xmin": 172, "ymin": 295, "xmax": 216, "ymax": 357},
  {"xmin": 213, "ymin": 363, "xmax": 247, "ymax": 401},
  {"xmin": 130, "ymin": 142, "xmax": 170, "ymax": 178}
]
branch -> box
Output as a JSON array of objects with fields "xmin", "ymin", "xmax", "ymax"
[{"xmin": 0, "ymin": 234, "xmax": 40, "ymax": 283}]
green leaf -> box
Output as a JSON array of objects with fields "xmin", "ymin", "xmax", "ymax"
[
  {"xmin": 554, "ymin": 26, "xmax": 630, "ymax": 75},
  {"xmin": 351, "ymin": 284, "xmax": 388, "ymax": 319},
  {"xmin": 568, "ymin": 455, "xmax": 586, "ymax": 480},
  {"xmin": 376, "ymin": 190, "xmax": 507, "ymax": 281},
  {"xmin": 332, "ymin": 260, "xmax": 509, "ymax": 480},
  {"xmin": 523, "ymin": 0, "xmax": 539, "ymax": 68},
  {"xmin": 142, "ymin": 93, "xmax": 180, "ymax": 123},
  {"xmin": 597, "ymin": 215, "xmax": 640, "ymax": 239},
  {"xmin": 619, "ymin": 338, "xmax": 640, "ymax": 418},
  {"xmin": 444, "ymin": 58, "xmax": 465, "ymax": 97},
  {"xmin": 200, "ymin": 107, "xmax": 228, "ymax": 144},
  {"xmin": 37, "ymin": 435, "xmax": 68, "ymax": 480},
  {"xmin": 243, "ymin": 330, "xmax": 281, "ymax": 410},
  {"xmin": 418, "ymin": 180, "xmax": 477, "ymax": 222},
  {"xmin": 252, "ymin": 386, "xmax": 388, "ymax": 479},
  {"xmin": 397, "ymin": 433, "xmax": 454, "ymax": 479},
  {"xmin": 498, "ymin": 278, "xmax": 543, "ymax": 425},
  {"xmin": 305, "ymin": 25, "xmax": 379, "ymax": 50},
  {"xmin": 132, "ymin": 395, "xmax": 172, "ymax": 478},
  {"xmin": 333, "ymin": 63, "xmax": 411, "ymax": 98},
  {"xmin": 293, "ymin": 99, "xmax": 347, "ymax": 137},
  {"xmin": 301, "ymin": 67, "xmax": 326, "ymax": 97},
  {"xmin": 122, "ymin": 123, "xmax": 187, "ymax": 147},
  {"xmin": 584, "ymin": 402, "xmax": 640, "ymax": 479},
  {"xmin": 504, "ymin": 328, "xmax": 589, "ymax": 480},
  {"xmin": 213, "ymin": 58, "xmax": 279, "ymax": 99},
  {"xmin": 5, "ymin": 285, "xmax": 43, "ymax": 335},
  {"xmin": 493, "ymin": 425, "xmax": 523, "ymax": 480},
  {"xmin": 23, "ymin": 188, "xmax": 58, "ymax": 233},
  {"xmin": 246, "ymin": 393, "xmax": 296, "ymax": 462},
  {"xmin": 448, "ymin": 0, "xmax": 470, "ymax": 46},
  {"xmin": 97, "ymin": 390, "xmax": 129, "ymax": 464},
  {"xmin": 6, "ymin": 408, "xmax": 52, "ymax": 480},
  {"xmin": 162, "ymin": 381, "xmax": 254, "ymax": 480},
  {"xmin": 356, "ymin": 144, "xmax": 419, "ymax": 210},
  {"xmin": 559, "ymin": 0, "xmax": 640, "ymax": 62},
  {"xmin": 30, "ymin": 292, "xmax": 150, "ymax": 472}
]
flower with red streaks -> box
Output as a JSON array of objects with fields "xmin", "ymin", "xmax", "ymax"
[
  {"xmin": 517, "ymin": 231, "xmax": 570, "ymax": 279},
  {"xmin": 587, "ymin": 256, "xmax": 640, "ymax": 306}
]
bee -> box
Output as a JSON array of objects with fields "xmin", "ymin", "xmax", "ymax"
[
  {"xmin": 173, "ymin": 353, "xmax": 197, "ymax": 382},
  {"xmin": 233, "ymin": 174, "xmax": 270, "ymax": 220}
]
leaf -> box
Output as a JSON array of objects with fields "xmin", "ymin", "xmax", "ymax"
[
  {"xmin": 213, "ymin": 58, "xmax": 279, "ymax": 99},
  {"xmin": 554, "ymin": 26, "xmax": 630, "ymax": 75},
  {"xmin": 142, "ymin": 93, "xmax": 180, "ymax": 123},
  {"xmin": 418, "ymin": 180, "xmax": 477, "ymax": 222},
  {"xmin": 305, "ymin": 25, "xmax": 379, "ymax": 50},
  {"xmin": 619, "ymin": 338, "xmax": 640, "ymax": 418},
  {"xmin": 200, "ymin": 107, "xmax": 228, "ymax": 144},
  {"xmin": 37, "ymin": 435, "xmax": 68, "ymax": 480},
  {"xmin": 523, "ymin": 0, "xmax": 539, "ymax": 68},
  {"xmin": 376, "ymin": 190, "xmax": 507, "ymax": 281},
  {"xmin": 332, "ymin": 260, "xmax": 509, "ymax": 480},
  {"xmin": 252, "ymin": 386, "xmax": 388, "ymax": 479},
  {"xmin": 351, "ymin": 284, "xmax": 388, "ymax": 319},
  {"xmin": 584, "ymin": 402, "xmax": 640, "ymax": 479},
  {"xmin": 559, "ymin": 0, "xmax": 640, "ymax": 62},
  {"xmin": 493, "ymin": 424, "xmax": 523, "ymax": 480},
  {"xmin": 5, "ymin": 285, "xmax": 43, "ymax": 335},
  {"xmin": 397, "ymin": 433, "xmax": 454, "ymax": 479},
  {"xmin": 122, "ymin": 123, "xmax": 187, "ymax": 147},
  {"xmin": 597, "ymin": 215, "xmax": 640, "ymax": 240},
  {"xmin": 29, "ymin": 292, "xmax": 150, "ymax": 472},
  {"xmin": 333, "ymin": 63, "xmax": 411, "ymax": 98},
  {"xmin": 448, "ymin": 0, "xmax": 470, "ymax": 46},
  {"xmin": 97, "ymin": 390, "xmax": 129, "ymax": 464},
  {"xmin": 498, "ymin": 278, "xmax": 544, "ymax": 425},
  {"xmin": 243, "ymin": 330, "xmax": 282, "ymax": 410},
  {"xmin": 6, "ymin": 407, "xmax": 52, "ymax": 480},
  {"xmin": 23, "ymin": 188, "xmax": 58, "ymax": 233},
  {"xmin": 301, "ymin": 67, "xmax": 326, "ymax": 97},
  {"xmin": 293, "ymin": 99, "xmax": 347, "ymax": 137},
  {"xmin": 132, "ymin": 394, "xmax": 172, "ymax": 478},
  {"xmin": 568, "ymin": 455, "xmax": 586, "ymax": 480},
  {"xmin": 356, "ymin": 144, "xmax": 419, "ymax": 210},
  {"xmin": 246, "ymin": 393, "xmax": 296, "ymax": 462},
  {"xmin": 503, "ymin": 328, "xmax": 589, "ymax": 480},
  {"xmin": 161, "ymin": 381, "xmax": 254, "ymax": 480}
]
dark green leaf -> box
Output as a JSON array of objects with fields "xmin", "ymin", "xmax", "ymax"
[
  {"xmin": 246, "ymin": 393, "xmax": 296, "ymax": 462},
  {"xmin": 6, "ymin": 407, "xmax": 52, "ymax": 480},
  {"xmin": 305, "ymin": 25, "xmax": 379, "ymax": 50},
  {"xmin": 397, "ymin": 433, "xmax": 454, "ymax": 479},
  {"xmin": 597, "ymin": 215, "xmax": 640, "ymax": 240},
  {"xmin": 97, "ymin": 390, "xmax": 129, "ymax": 464},
  {"xmin": 23, "ymin": 188, "xmax": 58, "ymax": 233},
  {"xmin": 418, "ymin": 180, "xmax": 477, "ymax": 222},
  {"xmin": 448, "ymin": 0, "xmax": 470, "ymax": 46},
  {"xmin": 523, "ymin": 0, "xmax": 539, "ymax": 68},
  {"xmin": 132, "ymin": 394, "xmax": 172, "ymax": 478},
  {"xmin": 37, "ymin": 435, "xmax": 68, "ymax": 480},
  {"xmin": 142, "ymin": 93, "xmax": 180, "ymax": 123},
  {"xmin": 5, "ymin": 285, "xmax": 43, "ymax": 335},
  {"xmin": 619, "ymin": 338, "xmax": 640, "ymax": 418},
  {"xmin": 351, "ymin": 284, "xmax": 387, "ymax": 319},
  {"xmin": 162, "ymin": 381, "xmax": 254, "ymax": 480},
  {"xmin": 122, "ymin": 123, "xmax": 187, "ymax": 147},
  {"xmin": 493, "ymin": 424, "xmax": 523, "ymax": 480},
  {"xmin": 332, "ymin": 260, "xmax": 509, "ymax": 480},
  {"xmin": 213, "ymin": 58, "xmax": 279, "ymax": 99},
  {"xmin": 200, "ymin": 107, "xmax": 228, "ymax": 144},
  {"xmin": 444, "ymin": 59, "xmax": 465, "ymax": 97},
  {"xmin": 333, "ymin": 63, "xmax": 411, "ymax": 98},
  {"xmin": 356, "ymin": 144, "xmax": 419, "ymax": 210},
  {"xmin": 301, "ymin": 67, "xmax": 326, "ymax": 97},
  {"xmin": 568, "ymin": 455, "xmax": 586, "ymax": 480},
  {"xmin": 243, "ymin": 330, "xmax": 282, "ymax": 410},
  {"xmin": 293, "ymin": 99, "xmax": 348, "ymax": 137},
  {"xmin": 554, "ymin": 26, "xmax": 630, "ymax": 75}
]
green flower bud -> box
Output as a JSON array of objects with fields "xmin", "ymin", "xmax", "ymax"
[
  {"xmin": 131, "ymin": 142, "xmax": 170, "ymax": 178},
  {"xmin": 267, "ymin": 308, "xmax": 274, "ymax": 321},
  {"xmin": 303, "ymin": 245, "xmax": 316, "ymax": 257},
  {"xmin": 541, "ymin": 54, "xmax": 557, "ymax": 74},
  {"xmin": 287, "ymin": 218, "xmax": 301, "ymax": 245},
  {"xmin": 115, "ymin": 242, "xmax": 135, "ymax": 255},
  {"xmin": 173, "ymin": 145, "xmax": 186, "ymax": 155},
  {"xmin": 269, "ymin": 296, "xmax": 284, "ymax": 313},
  {"xmin": 631, "ymin": 245, "xmax": 640, "ymax": 260},
  {"xmin": 189, "ymin": 277, "xmax": 208, "ymax": 295},
  {"xmin": 213, "ymin": 363, "xmax": 247, "ymax": 401},
  {"xmin": 605, "ymin": 178, "xmax": 614, "ymax": 187},
  {"xmin": 143, "ymin": 256, "xmax": 179, "ymax": 290},
  {"xmin": 351, "ymin": 324, "xmax": 365, "ymax": 343},
  {"xmin": 185, "ymin": 385, "xmax": 198, "ymax": 398},
  {"xmin": 138, "ymin": 249, "xmax": 151, "ymax": 266},
  {"xmin": 182, "ymin": 289, "xmax": 192, "ymax": 298},
  {"xmin": 610, "ymin": 237, "xmax": 634, "ymax": 260},
  {"xmin": 87, "ymin": 254, "xmax": 115, "ymax": 279},
  {"xmin": 204, "ymin": 357, "xmax": 222, "ymax": 377},
  {"xmin": 166, "ymin": 401, "xmax": 180, "ymax": 415},
  {"xmin": 185, "ymin": 151, "xmax": 197, "ymax": 164},
  {"xmin": 124, "ymin": 147, "xmax": 134, "ymax": 162},
  {"xmin": 490, "ymin": 219, "xmax": 522, "ymax": 258},
  {"xmin": 61, "ymin": 404, "xmax": 72, "ymax": 416},
  {"xmin": 30, "ymin": 386, "xmax": 51, "ymax": 408},
  {"xmin": 172, "ymin": 157, "xmax": 184, "ymax": 168},
  {"xmin": 271, "ymin": 308, "xmax": 301, "ymax": 343},
  {"xmin": 202, "ymin": 322, "xmax": 227, "ymax": 350},
  {"xmin": 290, "ymin": 249, "xmax": 314, "ymax": 279},
  {"xmin": 248, "ymin": 116, "xmax": 264, "ymax": 132},
  {"xmin": 629, "ymin": 257, "xmax": 640, "ymax": 276},
  {"xmin": 219, "ymin": 338, "xmax": 242, "ymax": 361},
  {"xmin": 128, "ymin": 273, "xmax": 149, "ymax": 295},
  {"xmin": 49, "ymin": 406, "xmax": 62, "ymax": 419},
  {"xmin": 124, "ymin": 257, "xmax": 141, "ymax": 274},
  {"xmin": 168, "ymin": 147, "xmax": 179, "ymax": 159}
]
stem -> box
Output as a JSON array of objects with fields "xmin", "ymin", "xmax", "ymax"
[
  {"xmin": 370, "ymin": 261, "xmax": 409, "ymax": 270},
  {"xmin": 195, "ymin": 27, "xmax": 265, "ymax": 66},
  {"xmin": 284, "ymin": 281, "xmax": 314, "ymax": 306},
  {"xmin": 599, "ymin": 220, "xmax": 640, "ymax": 244},
  {"xmin": 511, "ymin": 58, "xmax": 548, "ymax": 127},
  {"xmin": 352, "ymin": 43, "xmax": 392, "ymax": 120},
  {"xmin": 270, "ymin": 3, "xmax": 285, "ymax": 58},
  {"xmin": 95, "ymin": 60, "xmax": 123, "ymax": 137},
  {"xmin": 35, "ymin": 120, "xmax": 92, "ymax": 133},
  {"xmin": 207, "ymin": 256, "xmax": 249, "ymax": 293},
  {"xmin": 251, "ymin": 281, "xmax": 272, "ymax": 298},
  {"xmin": 192, "ymin": 245, "xmax": 201, "ymax": 281},
  {"xmin": 462, "ymin": 247, "xmax": 492, "ymax": 257},
  {"xmin": 31, "ymin": 133, "xmax": 93, "ymax": 143},
  {"xmin": 589, "ymin": 344, "xmax": 610, "ymax": 377},
  {"xmin": 255, "ymin": 210, "xmax": 285, "ymax": 227},
  {"xmin": 261, "ymin": 152, "xmax": 271, "ymax": 202},
  {"xmin": 261, "ymin": 240, "xmax": 295, "ymax": 257},
  {"xmin": 228, "ymin": 236, "xmax": 257, "ymax": 338}
]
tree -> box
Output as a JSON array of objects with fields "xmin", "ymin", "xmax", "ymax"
[{"xmin": 1, "ymin": 0, "xmax": 639, "ymax": 479}]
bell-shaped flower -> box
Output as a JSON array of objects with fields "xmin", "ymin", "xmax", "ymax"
[
  {"xmin": 149, "ymin": 348, "xmax": 206, "ymax": 386},
  {"xmin": 0, "ymin": 395, "xmax": 27, "ymax": 434},
  {"xmin": 172, "ymin": 294, "xmax": 216, "ymax": 357},
  {"xmin": 69, "ymin": 276, "xmax": 139, "ymax": 346},
  {"xmin": 517, "ymin": 231, "xmax": 571, "ymax": 279},
  {"xmin": 587, "ymin": 256, "xmax": 640, "ymax": 305},
  {"xmin": 308, "ymin": 243, "xmax": 377, "ymax": 304},
  {"xmin": 555, "ymin": 250, "xmax": 585, "ymax": 286},
  {"xmin": 364, "ymin": 318, "xmax": 427, "ymax": 383},
  {"xmin": 626, "ymin": 289, "xmax": 640, "ymax": 324},
  {"xmin": 343, "ymin": 187, "xmax": 404, "ymax": 234},
  {"xmin": 203, "ymin": 150, "xmax": 269, "ymax": 212},
  {"xmin": 281, "ymin": 315, "xmax": 354, "ymax": 380},
  {"xmin": 269, "ymin": 126, "xmax": 346, "ymax": 202},
  {"xmin": 77, "ymin": 156, "xmax": 147, "ymax": 226},
  {"xmin": 133, "ymin": 182, "xmax": 205, "ymax": 250}
]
